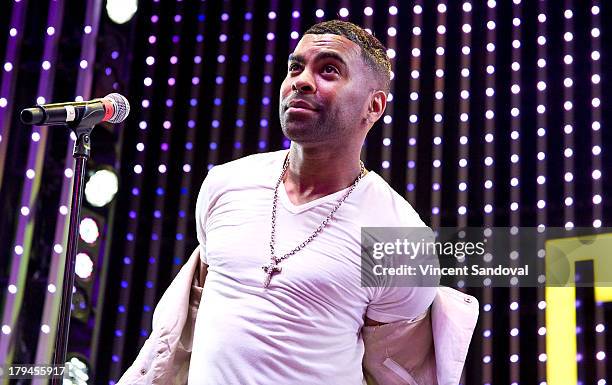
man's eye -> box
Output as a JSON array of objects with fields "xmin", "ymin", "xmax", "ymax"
[
  {"xmin": 288, "ymin": 63, "xmax": 301, "ymax": 71},
  {"xmin": 323, "ymin": 65, "xmax": 339, "ymax": 74}
]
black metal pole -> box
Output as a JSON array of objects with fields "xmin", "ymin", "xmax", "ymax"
[{"xmin": 50, "ymin": 132, "xmax": 91, "ymax": 385}]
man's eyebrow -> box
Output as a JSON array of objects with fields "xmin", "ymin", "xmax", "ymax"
[
  {"xmin": 288, "ymin": 51, "xmax": 348, "ymax": 67},
  {"xmin": 288, "ymin": 53, "xmax": 305, "ymax": 64}
]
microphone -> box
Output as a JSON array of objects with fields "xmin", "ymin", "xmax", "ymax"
[{"xmin": 20, "ymin": 93, "xmax": 130, "ymax": 126}]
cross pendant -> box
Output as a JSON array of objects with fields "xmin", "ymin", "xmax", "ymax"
[{"xmin": 262, "ymin": 261, "xmax": 282, "ymax": 288}]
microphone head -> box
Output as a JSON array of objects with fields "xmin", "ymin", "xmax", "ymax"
[{"xmin": 104, "ymin": 93, "xmax": 130, "ymax": 123}]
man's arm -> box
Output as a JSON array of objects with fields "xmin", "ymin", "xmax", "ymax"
[
  {"xmin": 364, "ymin": 317, "xmax": 387, "ymax": 326},
  {"xmin": 197, "ymin": 260, "xmax": 208, "ymax": 288}
]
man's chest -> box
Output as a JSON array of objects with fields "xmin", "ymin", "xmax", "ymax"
[{"xmin": 204, "ymin": 188, "xmax": 367, "ymax": 302}]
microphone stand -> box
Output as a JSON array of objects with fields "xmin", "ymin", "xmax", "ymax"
[{"xmin": 50, "ymin": 107, "xmax": 105, "ymax": 385}]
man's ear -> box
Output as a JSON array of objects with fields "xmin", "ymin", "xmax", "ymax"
[{"xmin": 366, "ymin": 90, "xmax": 387, "ymax": 125}]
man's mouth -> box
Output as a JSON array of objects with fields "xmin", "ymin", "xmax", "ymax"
[{"xmin": 286, "ymin": 99, "xmax": 318, "ymax": 111}]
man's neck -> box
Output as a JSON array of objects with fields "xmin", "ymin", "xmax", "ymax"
[{"xmin": 283, "ymin": 143, "xmax": 364, "ymax": 205}]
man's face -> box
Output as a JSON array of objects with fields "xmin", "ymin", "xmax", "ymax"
[{"xmin": 279, "ymin": 34, "xmax": 374, "ymax": 144}]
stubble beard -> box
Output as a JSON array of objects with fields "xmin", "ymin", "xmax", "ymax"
[{"xmin": 280, "ymin": 108, "xmax": 344, "ymax": 144}]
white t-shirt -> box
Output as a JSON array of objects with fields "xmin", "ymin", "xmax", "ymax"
[{"xmin": 188, "ymin": 150, "xmax": 436, "ymax": 385}]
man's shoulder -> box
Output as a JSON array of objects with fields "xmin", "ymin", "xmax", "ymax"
[
  {"xmin": 362, "ymin": 173, "xmax": 426, "ymax": 228},
  {"xmin": 203, "ymin": 150, "xmax": 286, "ymax": 188}
]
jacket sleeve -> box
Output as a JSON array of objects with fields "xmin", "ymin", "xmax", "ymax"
[
  {"xmin": 117, "ymin": 247, "xmax": 205, "ymax": 385},
  {"xmin": 362, "ymin": 287, "xmax": 479, "ymax": 385}
]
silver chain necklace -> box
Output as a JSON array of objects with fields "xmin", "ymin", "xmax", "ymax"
[{"xmin": 261, "ymin": 155, "xmax": 366, "ymax": 287}]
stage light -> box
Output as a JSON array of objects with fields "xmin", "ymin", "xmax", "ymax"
[
  {"xmin": 75, "ymin": 253, "xmax": 94, "ymax": 280},
  {"xmin": 85, "ymin": 168, "xmax": 119, "ymax": 207},
  {"xmin": 106, "ymin": 0, "xmax": 138, "ymax": 25},
  {"xmin": 64, "ymin": 355, "xmax": 90, "ymax": 385},
  {"xmin": 79, "ymin": 217, "xmax": 99, "ymax": 244}
]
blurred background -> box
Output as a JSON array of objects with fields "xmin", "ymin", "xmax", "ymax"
[{"xmin": 0, "ymin": 0, "xmax": 610, "ymax": 384}]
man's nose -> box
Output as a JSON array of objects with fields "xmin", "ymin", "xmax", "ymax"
[{"xmin": 291, "ymin": 71, "xmax": 315, "ymax": 94}]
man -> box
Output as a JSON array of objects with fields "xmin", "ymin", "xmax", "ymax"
[
  {"xmin": 118, "ymin": 20, "xmax": 478, "ymax": 385},
  {"xmin": 188, "ymin": 20, "xmax": 436, "ymax": 384}
]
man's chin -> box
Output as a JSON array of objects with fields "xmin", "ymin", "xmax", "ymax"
[{"xmin": 281, "ymin": 122, "xmax": 317, "ymax": 141}]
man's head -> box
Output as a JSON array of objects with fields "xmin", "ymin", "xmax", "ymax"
[
  {"xmin": 304, "ymin": 20, "xmax": 391, "ymax": 93},
  {"xmin": 279, "ymin": 20, "xmax": 389, "ymax": 146}
]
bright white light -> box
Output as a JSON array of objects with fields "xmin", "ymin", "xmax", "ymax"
[
  {"xmin": 537, "ymin": 81, "xmax": 546, "ymax": 91},
  {"xmin": 387, "ymin": 27, "xmax": 396, "ymax": 37},
  {"xmin": 592, "ymin": 28, "xmax": 601, "ymax": 38},
  {"xmin": 592, "ymin": 74, "xmax": 600, "ymax": 84},
  {"xmin": 537, "ymin": 59, "xmax": 546, "ymax": 68},
  {"xmin": 539, "ymin": 353, "xmax": 547, "ymax": 362},
  {"xmin": 48, "ymin": 284, "xmax": 56, "ymax": 293},
  {"xmin": 463, "ymin": 2, "xmax": 472, "ymax": 12},
  {"xmin": 79, "ymin": 217, "xmax": 99, "ymax": 244},
  {"xmin": 389, "ymin": 6, "xmax": 398, "ymax": 15},
  {"xmin": 592, "ymin": 51, "xmax": 600, "ymax": 61},
  {"xmin": 564, "ymin": 10, "xmax": 573, "ymax": 19},
  {"xmin": 75, "ymin": 253, "xmax": 94, "ymax": 279},
  {"xmin": 592, "ymin": 170, "xmax": 601, "ymax": 180},
  {"xmin": 2, "ymin": 325, "xmax": 11, "ymax": 335},
  {"xmin": 315, "ymin": 9, "xmax": 324, "ymax": 18},
  {"xmin": 592, "ymin": 145, "xmax": 601, "ymax": 155},
  {"xmin": 85, "ymin": 169, "xmax": 119, "ymax": 207},
  {"xmin": 413, "ymin": 27, "xmax": 421, "ymax": 36},
  {"xmin": 339, "ymin": 8, "xmax": 349, "ymax": 17},
  {"xmin": 412, "ymin": 48, "xmax": 421, "ymax": 57},
  {"xmin": 564, "ymin": 32, "xmax": 573, "ymax": 41},
  {"xmin": 106, "ymin": 0, "xmax": 138, "ymax": 24},
  {"xmin": 364, "ymin": 7, "xmax": 373, "ymax": 16},
  {"xmin": 8, "ymin": 285, "xmax": 17, "ymax": 294}
]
